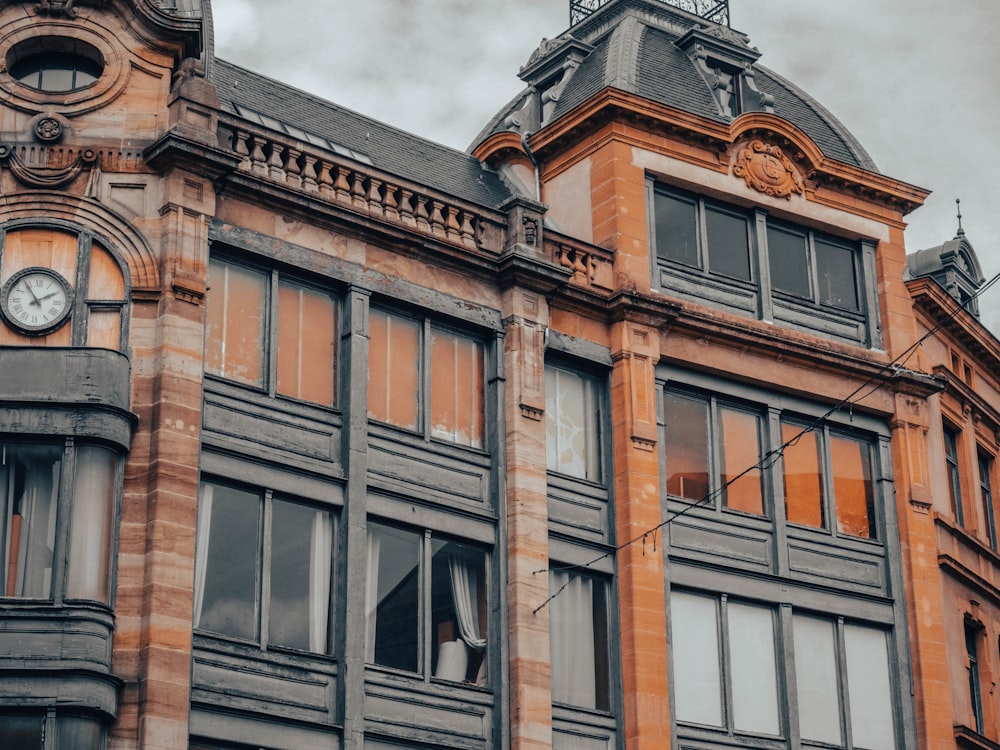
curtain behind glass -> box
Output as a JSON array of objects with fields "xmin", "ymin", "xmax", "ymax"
[
  {"xmin": 67, "ymin": 445, "xmax": 116, "ymax": 602},
  {"xmin": 549, "ymin": 570, "xmax": 598, "ymax": 708},
  {"xmin": 2, "ymin": 444, "xmax": 60, "ymax": 598}
]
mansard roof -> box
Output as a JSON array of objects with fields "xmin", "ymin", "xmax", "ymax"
[
  {"xmin": 211, "ymin": 59, "xmax": 514, "ymax": 210},
  {"xmin": 474, "ymin": 0, "xmax": 877, "ymax": 172}
]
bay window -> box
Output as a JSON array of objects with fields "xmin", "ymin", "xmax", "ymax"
[
  {"xmin": 365, "ymin": 520, "xmax": 489, "ymax": 685},
  {"xmin": 548, "ymin": 567, "xmax": 612, "ymax": 711},
  {"xmin": 649, "ymin": 182, "xmax": 876, "ymax": 346},
  {"xmin": 194, "ymin": 480, "xmax": 335, "ymax": 654},
  {"xmin": 545, "ymin": 364, "xmax": 603, "ymax": 482},
  {"xmin": 1, "ymin": 440, "xmax": 119, "ymax": 604},
  {"xmin": 368, "ymin": 308, "xmax": 484, "ymax": 449},
  {"xmin": 205, "ymin": 257, "xmax": 337, "ymax": 406}
]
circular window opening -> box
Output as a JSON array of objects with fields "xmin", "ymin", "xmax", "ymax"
[{"xmin": 7, "ymin": 37, "xmax": 104, "ymax": 93}]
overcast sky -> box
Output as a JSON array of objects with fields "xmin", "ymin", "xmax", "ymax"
[{"xmin": 211, "ymin": 0, "xmax": 999, "ymax": 333}]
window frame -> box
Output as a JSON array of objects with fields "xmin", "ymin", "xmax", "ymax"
[
  {"xmin": 544, "ymin": 361, "xmax": 606, "ymax": 484},
  {"xmin": 781, "ymin": 419, "xmax": 879, "ymax": 541},
  {"xmin": 663, "ymin": 388, "xmax": 768, "ymax": 518},
  {"xmin": 365, "ymin": 518, "xmax": 491, "ymax": 688},
  {"xmin": 943, "ymin": 423, "xmax": 966, "ymax": 527},
  {"xmin": 648, "ymin": 181, "xmax": 878, "ymax": 347},
  {"xmin": 670, "ymin": 589, "xmax": 901, "ymax": 750},
  {"xmin": 193, "ymin": 478, "xmax": 338, "ymax": 657},
  {"xmin": 0, "ymin": 437, "xmax": 123, "ymax": 606},
  {"xmin": 978, "ymin": 451, "xmax": 996, "ymax": 550},
  {"xmin": 965, "ymin": 620, "xmax": 985, "ymax": 735},
  {"xmin": 367, "ymin": 306, "xmax": 487, "ymax": 450},
  {"xmin": 205, "ymin": 254, "xmax": 340, "ymax": 409}
]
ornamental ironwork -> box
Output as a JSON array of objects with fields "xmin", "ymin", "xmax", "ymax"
[{"xmin": 570, "ymin": 0, "xmax": 730, "ymax": 26}]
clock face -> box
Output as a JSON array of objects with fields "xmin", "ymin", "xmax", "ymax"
[{"xmin": 1, "ymin": 266, "xmax": 74, "ymax": 335}]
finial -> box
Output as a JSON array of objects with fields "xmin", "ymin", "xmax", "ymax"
[{"xmin": 956, "ymin": 198, "xmax": 965, "ymax": 237}]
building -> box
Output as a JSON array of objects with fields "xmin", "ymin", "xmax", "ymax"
[{"xmin": 0, "ymin": 0, "xmax": 994, "ymax": 749}]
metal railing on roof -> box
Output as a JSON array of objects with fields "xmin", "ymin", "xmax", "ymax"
[{"xmin": 570, "ymin": 0, "xmax": 730, "ymax": 26}]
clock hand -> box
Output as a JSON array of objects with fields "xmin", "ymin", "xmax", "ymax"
[
  {"xmin": 36, "ymin": 292, "xmax": 60, "ymax": 303},
  {"xmin": 20, "ymin": 283, "xmax": 42, "ymax": 307}
]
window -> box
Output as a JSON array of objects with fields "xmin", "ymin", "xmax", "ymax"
[
  {"xmin": 7, "ymin": 38, "xmax": 104, "ymax": 93},
  {"xmin": 944, "ymin": 425, "xmax": 965, "ymax": 526},
  {"xmin": 545, "ymin": 364, "xmax": 602, "ymax": 481},
  {"xmin": 205, "ymin": 257, "xmax": 337, "ymax": 406},
  {"xmin": 652, "ymin": 191, "xmax": 751, "ymax": 282},
  {"xmin": 368, "ymin": 308, "xmax": 484, "ymax": 448},
  {"xmin": 965, "ymin": 622, "xmax": 984, "ymax": 734},
  {"xmin": 0, "ymin": 712, "xmax": 104, "ymax": 750},
  {"xmin": 670, "ymin": 591, "xmax": 780, "ymax": 735},
  {"xmin": 193, "ymin": 480, "xmax": 335, "ymax": 654},
  {"xmin": 708, "ymin": 61, "xmax": 742, "ymax": 118},
  {"xmin": 366, "ymin": 521, "xmax": 488, "ymax": 684},
  {"xmin": 979, "ymin": 452, "xmax": 995, "ymax": 550},
  {"xmin": 793, "ymin": 614, "xmax": 896, "ymax": 750},
  {"xmin": 0, "ymin": 226, "xmax": 129, "ymax": 350},
  {"xmin": 670, "ymin": 590, "xmax": 898, "ymax": 750},
  {"xmin": 782, "ymin": 422, "xmax": 876, "ymax": 539},
  {"xmin": 649, "ymin": 183, "xmax": 874, "ymax": 345},
  {"xmin": 664, "ymin": 391, "xmax": 764, "ymax": 515},
  {"xmin": 1, "ymin": 441, "xmax": 119, "ymax": 603},
  {"xmin": 549, "ymin": 568, "xmax": 610, "ymax": 710}
]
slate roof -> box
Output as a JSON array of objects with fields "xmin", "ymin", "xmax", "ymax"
[
  {"xmin": 475, "ymin": 5, "xmax": 878, "ymax": 172},
  {"xmin": 211, "ymin": 59, "xmax": 514, "ymax": 210}
]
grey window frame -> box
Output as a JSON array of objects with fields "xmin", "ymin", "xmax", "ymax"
[
  {"xmin": 648, "ymin": 181, "xmax": 879, "ymax": 348},
  {"xmin": 944, "ymin": 424, "xmax": 965, "ymax": 527},
  {"xmin": 204, "ymin": 254, "xmax": 340, "ymax": 408},
  {"xmin": 978, "ymin": 451, "xmax": 996, "ymax": 550}
]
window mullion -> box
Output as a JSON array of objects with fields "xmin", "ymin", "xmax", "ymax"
[
  {"xmin": 719, "ymin": 594, "xmax": 735, "ymax": 734},
  {"xmin": 696, "ymin": 197, "xmax": 709, "ymax": 271},
  {"xmin": 835, "ymin": 617, "xmax": 853, "ymax": 749},
  {"xmin": 821, "ymin": 426, "xmax": 836, "ymax": 536},
  {"xmin": 52, "ymin": 437, "xmax": 74, "ymax": 605},
  {"xmin": 754, "ymin": 210, "xmax": 773, "ymax": 322},
  {"xmin": 260, "ymin": 490, "xmax": 272, "ymax": 649},
  {"xmin": 806, "ymin": 231, "xmax": 819, "ymax": 305},
  {"xmin": 779, "ymin": 604, "xmax": 799, "ymax": 744},
  {"xmin": 267, "ymin": 269, "xmax": 279, "ymax": 398},
  {"xmin": 708, "ymin": 398, "xmax": 721, "ymax": 510},
  {"xmin": 71, "ymin": 232, "xmax": 92, "ymax": 347},
  {"xmin": 421, "ymin": 319, "xmax": 431, "ymax": 441},
  {"xmin": 421, "ymin": 529, "xmax": 432, "ymax": 679}
]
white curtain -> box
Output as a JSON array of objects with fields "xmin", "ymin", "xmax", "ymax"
[
  {"xmin": 449, "ymin": 555, "xmax": 486, "ymax": 651},
  {"xmin": 364, "ymin": 529, "xmax": 381, "ymax": 662},
  {"xmin": 17, "ymin": 456, "xmax": 59, "ymax": 598},
  {"xmin": 549, "ymin": 570, "xmax": 596, "ymax": 708},
  {"xmin": 67, "ymin": 446, "xmax": 115, "ymax": 603},
  {"xmin": 308, "ymin": 510, "xmax": 332, "ymax": 652},
  {"xmin": 192, "ymin": 482, "xmax": 214, "ymax": 628}
]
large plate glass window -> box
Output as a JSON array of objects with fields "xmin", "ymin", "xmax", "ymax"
[
  {"xmin": 545, "ymin": 364, "xmax": 602, "ymax": 482},
  {"xmin": 548, "ymin": 567, "xmax": 611, "ymax": 711}
]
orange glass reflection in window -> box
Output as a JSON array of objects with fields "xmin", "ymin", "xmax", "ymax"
[
  {"xmin": 86, "ymin": 308, "xmax": 120, "ymax": 350},
  {"xmin": 783, "ymin": 423, "xmax": 824, "ymax": 528},
  {"xmin": 430, "ymin": 329, "xmax": 483, "ymax": 447},
  {"xmin": 205, "ymin": 261, "xmax": 266, "ymax": 386},
  {"xmin": 87, "ymin": 243, "xmax": 125, "ymax": 300},
  {"xmin": 831, "ymin": 435, "xmax": 875, "ymax": 538},
  {"xmin": 368, "ymin": 310, "xmax": 419, "ymax": 430},
  {"xmin": 664, "ymin": 394, "xmax": 710, "ymax": 501},
  {"xmin": 277, "ymin": 281, "xmax": 336, "ymax": 405},
  {"xmin": 720, "ymin": 408, "xmax": 763, "ymax": 515},
  {"xmin": 2, "ymin": 228, "xmax": 78, "ymax": 284}
]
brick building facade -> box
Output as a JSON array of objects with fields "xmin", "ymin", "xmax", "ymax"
[{"xmin": 0, "ymin": 1, "xmax": 995, "ymax": 749}]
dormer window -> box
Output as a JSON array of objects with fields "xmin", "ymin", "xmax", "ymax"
[
  {"xmin": 709, "ymin": 60, "xmax": 742, "ymax": 118},
  {"xmin": 7, "ymin": 38, "xmax": 103, "ymax": 93}
]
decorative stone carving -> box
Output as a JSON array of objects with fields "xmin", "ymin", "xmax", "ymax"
[
  {"xmin": 733, "ymin": 139, "xmax": 804, "ymax": 199},
  {"xmin": 0, "ymin": 144, "xmax": 97, "ymax": 189},
  {"xmin": 34, "ymin": 117, "xmax": 64, "ymax": 143},
  {"xmin": 36, "ymin": 0, "xmax": 77, "ymax": 17}
]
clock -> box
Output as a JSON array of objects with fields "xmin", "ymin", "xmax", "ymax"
[{"xmin": 1, "ymin": 266, "xmax": 75, "ymax": 335}]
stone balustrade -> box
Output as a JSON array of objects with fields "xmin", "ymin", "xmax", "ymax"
[
  {"xmin": 218, "ymin": 116, "xmax": 506, "ymax": 254},
  {"xmin": 545, "ymin": 231, "xmax": 615, "ymax": 294}
]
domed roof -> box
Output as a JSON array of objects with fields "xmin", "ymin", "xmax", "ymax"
[{"xmin": 472, "ymin": 0, "xmax": 877, "ymax": 172}]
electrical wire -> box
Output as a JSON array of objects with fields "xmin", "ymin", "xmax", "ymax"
[{"xmin": 532, "ymin": 269, "xmax": 1000, "ymax": 614}]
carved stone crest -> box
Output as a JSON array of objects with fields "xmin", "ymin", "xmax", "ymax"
[{"xmin": 732, "ymin": 139, "xmax": 804, "ymax": 199}]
